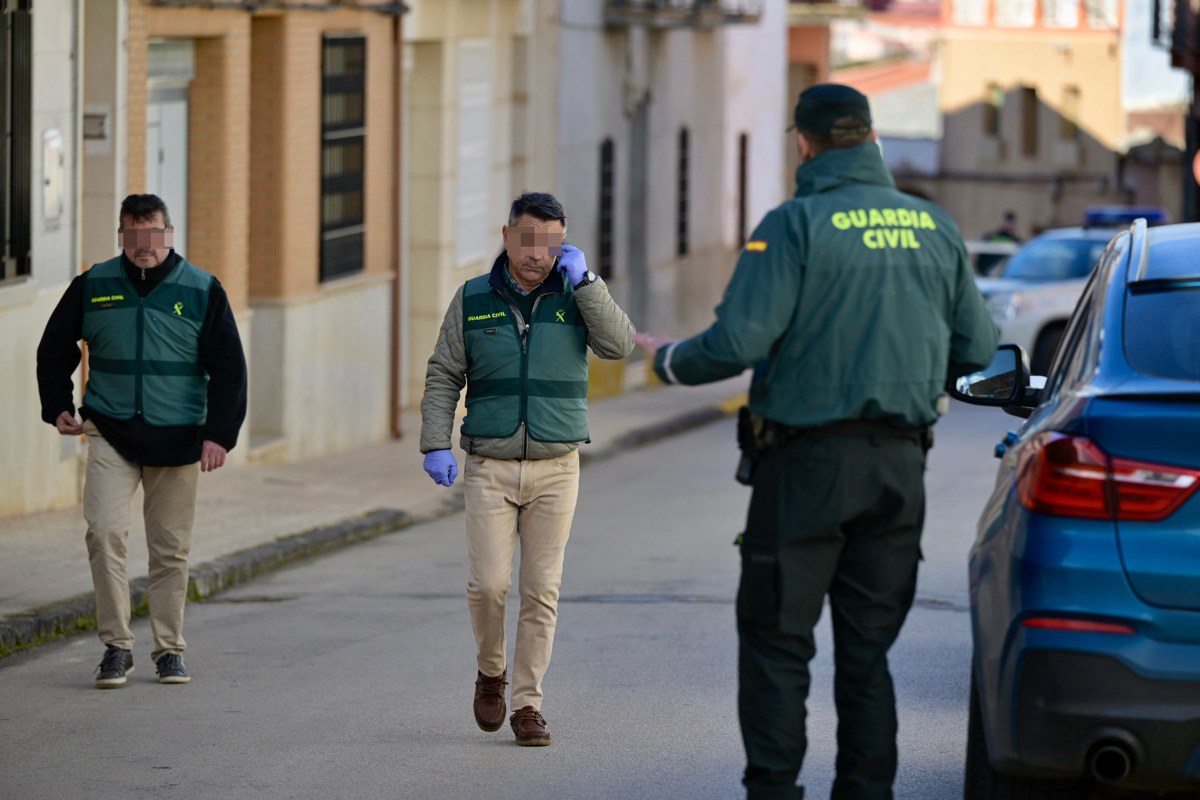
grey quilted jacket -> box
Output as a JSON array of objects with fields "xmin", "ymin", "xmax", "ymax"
[{"xmin": 420, "ymin": 263, "xmax": 634, "ymax": 460}]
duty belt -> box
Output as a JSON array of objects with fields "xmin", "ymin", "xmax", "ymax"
[
  {"xmin": 735, "ymin": 407, "xmax": 932, "ymax": 485},
  {"xmin": 759, "ymin": 416, "xmax": 932, "ymax": 449}
]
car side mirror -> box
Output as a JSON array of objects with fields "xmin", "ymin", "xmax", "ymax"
[{"xmin": 949, "ymin": 344, "xmax": 1028, "ymax": 406}]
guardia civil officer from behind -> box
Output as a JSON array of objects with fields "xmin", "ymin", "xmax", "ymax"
[
  {"xmin": 420, "ymin": 191, "xmax": 634, "ymax": 746},
  {"xmin": 37, "ymin": 193, "xmax": 247, "ymax": 688},
  {"xmin": 634, "ymin": 85, "xmax": 997, "ymax": 799}
]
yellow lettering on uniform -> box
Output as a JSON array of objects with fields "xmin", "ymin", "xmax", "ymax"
[
  {"xmin": 863, "ymin": 230, "xmax": 880, "ymax": 249},
  {"xmin": 849, "ymin": 209, "xmax": 868, "ymax": 228},
  {"xmin": 882, "ymin": 209, "xmax": 898, "ymax": 227},
  {"xmin": 112, "ymin": 294, "xmax": 124, "ymax": 301},
  {"xmin": 832, "ymin": 212, "xmax": 850, "ymax": 230},
  {"xmin": 868, "ymin": 209, "xmax": 886, "ymax": 228},
  {"xmin": 903, "ymin": 230, "xmax": 920, "ymax": 248},
  {"xmin": 919, "ymin": 211, "xmax": 937, "ymax": 230},
  {"xmin": 897, "ymin": 209, "xmax": 913, "ymax": 227},
  {"xmin": 884, "ymin": 229, "xmax": 902, "ymax": 248},
  {"xmin": 744, "ymin": 240, "xmax": 768, "ymax": 252},
  {"xmin": 493, "ymin": 311, "xmax": 506, "ymax": 318}
]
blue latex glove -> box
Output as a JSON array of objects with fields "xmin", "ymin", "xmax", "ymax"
[
  {"xmin": 558, "ymin": 244, "xmax": 588, "ymax": 286},
  {"xmin": 422, "ymin": 450, "xmax": 458, "ymax": 487}
]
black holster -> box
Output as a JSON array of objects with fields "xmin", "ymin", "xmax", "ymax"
[{"xmin": 735, "ymin": 406, "xmax": 762, "ymax": 485}]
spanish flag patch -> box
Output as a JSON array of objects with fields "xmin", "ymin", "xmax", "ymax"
[{"xmin": 745, "ymin": 240, "xmax": 768, "ymax": 252}]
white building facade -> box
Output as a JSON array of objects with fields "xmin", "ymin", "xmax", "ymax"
[{"xmin": 2, "ymin": 0, "xmax": 87, "ymax": 516}]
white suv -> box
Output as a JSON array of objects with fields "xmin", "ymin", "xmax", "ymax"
[{"xmin": 974, "ymin": 226, "xmax": 1116, "ymax": 375}]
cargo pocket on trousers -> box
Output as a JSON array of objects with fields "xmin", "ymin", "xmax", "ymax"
[{"xmin": 736, "ymin": 540, "xmax": 780, "ymax": 627}]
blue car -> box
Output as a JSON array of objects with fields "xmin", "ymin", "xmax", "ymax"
[{"xmin": 952, "ymin": 220, "xmax": 1200, "ymax": 798}]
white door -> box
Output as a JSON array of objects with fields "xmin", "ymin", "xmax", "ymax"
[{"xmin": 146, "ymin": 86, "xmax": 188, "ymax": 256}]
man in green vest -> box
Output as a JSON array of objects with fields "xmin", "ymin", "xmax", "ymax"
[
  {"xmin": 420, "ymin": 191, "xmax": 634, "ymax": 746},
  {"xmin": 635, "ymin": 85, "xmax": 998, "ymax": 799},
  {"xmin": 37, "ymin": 194, "xmax": 247, "ymax": 689}
]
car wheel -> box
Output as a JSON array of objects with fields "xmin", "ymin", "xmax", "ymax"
[
  {"xmin": 964, "ymin": 661, "xmax": 1082, "ymax": 800},
  {"xmin": 1031, "ymin": 324, "xmax": 1065, "ymax": 376}
]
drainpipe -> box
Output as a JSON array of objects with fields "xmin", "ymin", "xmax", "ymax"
[{"xmin": 390, "ymin": 9, "xmax": 404, "ymax": 439}]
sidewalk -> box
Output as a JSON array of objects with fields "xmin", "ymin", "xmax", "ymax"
[{"xmin": 0, "ymin": 373, "xmax": 748, "ymax": 656}]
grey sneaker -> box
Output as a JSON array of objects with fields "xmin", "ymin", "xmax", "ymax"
[
  {"xmin": 95, "ymin": 645, "xmax": 133, "ymax": 689},
  {"xmin": 155, "ymin": 653, "xmax": 191, "ymax": 684}
]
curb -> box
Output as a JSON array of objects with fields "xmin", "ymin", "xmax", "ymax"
[
  {"xmin": 0, "ymin": 393, "xmax": 744, "ymax": 660},
  {"xmin": 582, "ymin": 393, "xmax": 746, "ymax": 464},
  {"xmin": 0, "ymin": 508, "xmax": 412, "ymax": 657}
]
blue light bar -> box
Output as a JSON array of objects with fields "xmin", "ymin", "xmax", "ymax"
[{"xmin": 1084, "ymin": 205, "xmax": 1169, "ymax": 227}]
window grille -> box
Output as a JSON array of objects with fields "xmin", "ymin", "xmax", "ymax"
[
  {"xmin": 0, "ymin": 1, "xmax": 31, "ymax": 282},
  {"xmin": 736, "ymin": 133, "xmax": 748, "ymax": 249},
  {"xmin": 598, "ymin": 138, "xmax": 615, "ymax": 280},
  {"xmin": 320, "ymin": 35, "xmax": 366, "ymax": 282},
  {"xmin": 676, "ymin": 127, "xmax": 689, "ymax": 258}
]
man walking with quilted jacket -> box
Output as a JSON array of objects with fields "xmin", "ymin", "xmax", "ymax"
[{"xmin": 419, "ymin": 191, "xmax": 634, "ymax": 746}]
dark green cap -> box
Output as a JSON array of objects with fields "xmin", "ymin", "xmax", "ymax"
[{"xmin": 789, "ymin": 83, "xmax": 872, "ymax": 135}]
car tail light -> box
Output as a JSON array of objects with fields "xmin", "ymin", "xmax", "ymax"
[
  {"xmin": 1017, "ymin": 432, "xmax": 1200, "ymax": 522},
  {"xmin": 1021, "ymin": 617, "xmax": 1135, "ymax": 635}
]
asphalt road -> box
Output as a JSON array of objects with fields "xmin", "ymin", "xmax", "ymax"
[{"xmin": 0, "ymin": 403, "xmax": 1015, "ymax": 800}]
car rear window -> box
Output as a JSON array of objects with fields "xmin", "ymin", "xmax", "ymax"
[
  {"xmin": 1001, "ymin": 238, "xmax": 1108, "ymax": 281},
  {"xmin": 1125, "ymin": 287, "xmax": 1200, "ymax": 381}
]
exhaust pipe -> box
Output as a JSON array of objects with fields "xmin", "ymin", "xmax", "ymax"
[{"xmin": 1088, "ymin": 741, "xmax": 1134, "ymax": 784}]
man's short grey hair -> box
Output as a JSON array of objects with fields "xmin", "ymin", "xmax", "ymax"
[{"xmin": 508, "ymin": 192, "xmax": 566, "ymax": 227}]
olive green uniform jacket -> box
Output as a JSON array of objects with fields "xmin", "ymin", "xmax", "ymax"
[
  {"xmin": 654, "ymin": 143, "xmax": 998, "ymax": 429},
  {"xmin": 420, "ymin": 254, "xmax": 635, "ymax": 460}
]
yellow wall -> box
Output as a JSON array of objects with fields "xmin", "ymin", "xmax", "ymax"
[
  {"xmin": 935, "ymin": 24, "xmax": 1133, "ymax": 233},
  {"xmin": 939, "ymin": 29, "xmax": 1122, "ymax": 160}
]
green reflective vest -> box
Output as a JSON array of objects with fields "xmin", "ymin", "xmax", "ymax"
[
  {"xmin": 81, "ymin": 256, "xmax": 212, "ymax": 426},
  {"xmin": 460, "ymin": 273, "xmax": 589, "ymax": 443}
]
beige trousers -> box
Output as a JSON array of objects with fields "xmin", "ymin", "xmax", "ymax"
[
  {"xmin": 464, "ymin": 450, "xmax": 580, "ymax": 711},
  {"xmin": 82, "ymin": 420, "xmax": 199, "ymax": 662}
]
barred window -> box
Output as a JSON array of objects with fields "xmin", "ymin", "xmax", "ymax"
[
  {"xmin": 736, "ymin": 133, "xmax": 748, "ymax": 249},
  {"xmin": 598, "ymin": 138, "xmax": 615, "ymax": 280},
  {"xmin": 320, "ymin": 35, "xmax": 366, "ymax": 282},
  {"xmin": 676, "ymin": 127, "xmax": 689, "ymax": 258},
  {"xmin": 0, "ymin": 1, "xmax": 31, "ymax": 282}
]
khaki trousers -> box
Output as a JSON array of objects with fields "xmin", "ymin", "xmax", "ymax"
[
  {"xmin": 464, "ymin": 451, "xmax": 579, "ymax": 711},
  {"xmin": 82, "ymin": 420, "xmax": 199, "ymax": 662}
]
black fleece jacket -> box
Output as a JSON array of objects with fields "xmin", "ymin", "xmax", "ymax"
[{"xmin": 36, "ymin": 251, "xmax": 248, "ymax": 467}]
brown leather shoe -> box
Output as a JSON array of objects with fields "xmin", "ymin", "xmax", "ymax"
[
  {"xmin": 509, "ymin": 705, "xmax": 551, "ymax": 746},
  {"xmin": 473, "ymin": 671, "xmax": 507, "ymax": 732}
]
